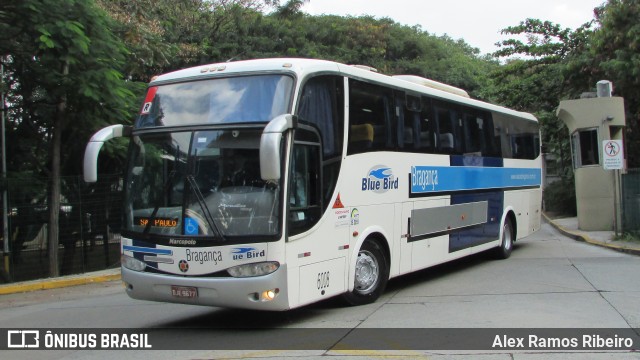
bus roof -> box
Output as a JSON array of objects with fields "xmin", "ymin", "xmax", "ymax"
[{"xmin": 150, "ymin": 58, "xmax": 537, "ymax": 123}]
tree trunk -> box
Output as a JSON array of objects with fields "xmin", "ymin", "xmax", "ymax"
[{"xmin": 48, "ymin": 61, "xmax": 68, "ymax": 278}]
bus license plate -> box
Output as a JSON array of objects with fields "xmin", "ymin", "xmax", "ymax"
[{"xmin": 171, "ymin": 285, "xmax": 198, "ymax": 298}]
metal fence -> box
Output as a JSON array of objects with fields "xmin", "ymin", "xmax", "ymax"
[
  {"xmin": 622, "ymin": 168, "xmax": 640, "ymax": 233},
  {"xmin": 0, "ymin": 175, "xmax": 123, "ymax": 283}
]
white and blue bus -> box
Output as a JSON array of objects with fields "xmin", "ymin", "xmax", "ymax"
[{"xmin": 84, "ymin": 58, "xmax": 541, "ymax": 310}]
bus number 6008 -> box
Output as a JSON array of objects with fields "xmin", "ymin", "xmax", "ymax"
[{"xmin": 317, "ymin": 271, "xmax": 330, "ymax": 290}]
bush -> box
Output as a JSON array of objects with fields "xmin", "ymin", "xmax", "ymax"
[{"xmin": 543, "ymin": 179, "xmax": 577, "ymax": 216}]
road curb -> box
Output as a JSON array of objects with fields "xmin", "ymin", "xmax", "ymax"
[
  {"xmin": 0, "ymin": 270, "xmax": 121, "ymax": 295},
  {"xmin": 543, "ymin": 213, "xmax": 640, "ymax": 256}
]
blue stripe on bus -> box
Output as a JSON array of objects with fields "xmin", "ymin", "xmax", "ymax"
[
  {"xmin": 410, "ymin": 166, "xmax": 541, "ymax": 195},
  {"xmin": 122, "ymin": 245, "xmax": 172, "ymax": 256}
]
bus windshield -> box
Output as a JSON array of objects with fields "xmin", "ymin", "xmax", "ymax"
[
  {"xmin": 123, "ymin": 129, "xmax": 281, "ymax": 241},
  {"xmin": 135, "ymin": 74, "xmax": 294, "ymax": 128}
]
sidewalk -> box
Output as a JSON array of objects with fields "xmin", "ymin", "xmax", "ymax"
[
  {"xmin": 0, "ymin": 267, "xmax": 120, "ymax": 296},
  {"xmin": 1, "ymin": 216, "xmax": 638, "ymax": 297},
  {"xmin": 543, "ymin": 213, "xmax": 640, "ymax": 256}
]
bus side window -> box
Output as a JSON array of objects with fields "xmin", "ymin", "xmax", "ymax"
[
  {"xmin": 380, "ymin": 96, "xmax": 393, "ymax": 149},
  {"xmin": 349, "ymin": 124, "xmax": 374, "ymax": 152},
  {"xmin": 289, "ymin": 133, "xmax": 322, "ymax": 236},
  {"xmin": 493, "ymin": 117, "xmax": 512, "ymax": 158},
  {"xmin": 415, "ymin": 97, "xmax": 434, "ymax": 153},
  {"xmin": 400, "ymin": 93, "xmax": 430, "ymax": 151},
  {"xmin": 493, "ymin": 115, "xmax": 539, "ymax": 159},
  {"xmin": 297, "ymin": 75, "xmax": 345, "ymax": 215},
  {"xmin": 462, "ymin": 113, "xmax": 484, "ymax": 156},
  {"xmin": 435, "ymin": 107, "xmax": 456, "ymax": 154},
  {"xmin": 290, "ymin": 148, "xmax": 309, "ymax": 208},
  {"xmin": 297, "ymin": 76, "xmax": 344, "ymax": 158},
  {"xmin": 348, "ymin": 79, "xmax": 395, "ymax": 154},
  {"xmin": 396, "ymin": 92, "xmax": 407, "ymax": 149},
  {"xmin": 512, "ymin": 133, "xmax": 538, "ymax": 159},
  {"xmin": 402, "ymin": 110, "xmax": 418, "ymax": 150},
  {"xmin": 483, "ymin": 115, "xmax": 501, "ymax": 157}
]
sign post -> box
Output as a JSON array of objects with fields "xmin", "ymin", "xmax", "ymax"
[
  {"xmin": 602, "ymin": 140, "xmax": 624, "ymax": 236},
  {"xmin": 602, "ymin": 140, "xmax": 623, "ymax": 170}
]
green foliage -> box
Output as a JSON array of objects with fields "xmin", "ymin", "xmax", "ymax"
[
  {"xmin": 494, "ymin": 18, "xmax": 589, "ymax": 62},
  {"xmin": 0, "ymin": 0, "xmax": 143, "ymax": 174},
  {"xmin": 488, "ymin": 17, "xmax": 599, "ymax": 180},
  {"xmin": 97, "ymin": 0, "xmax": 273, "ymax": 81},
  {"xmin": 9, "ymin": 0, "xmax": 640, "ymax": 181},
  {"xmin": 592, "ymin": 1, "xmax": 640, "ymax": 97},
  {"xmin": 613, "ymin": 232, "xmax": 640, "ymax": 244},
  {"xmin": 97, "ymin": 0, "xmax": 495, "ymax": 98},
  {"xmin": 543, "ymin": 178, "xmax": 577, "ymax": 216},
  {"xmin": 238, "ymin": 12, "xmax": 495, "ymax": 97},
  {"xmin": 591, "ymin": 0, "xmax": 640, "ymax": 167},
  {"xmin": 491, "ymin": 1, "xmax": 640, "ymax": 170},
  {"xmin": 0, "ymin": 0, "xmax": 144, "ymax": 276}
]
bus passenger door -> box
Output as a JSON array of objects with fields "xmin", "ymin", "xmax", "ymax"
[{"xmin": 289, "ymin": 130, "xmax": 347, "ymax": 305}]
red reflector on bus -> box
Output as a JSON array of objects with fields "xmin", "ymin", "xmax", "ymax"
[{"xmin": 332, "ymin": 193, "xmax": 345, "ymax": 209}]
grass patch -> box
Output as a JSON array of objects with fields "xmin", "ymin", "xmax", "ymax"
[{"xmin": 614, "ymin": 232, "xmax": 640, "ymax": 244}]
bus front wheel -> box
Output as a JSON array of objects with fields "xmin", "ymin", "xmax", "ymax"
[
  {"xmin": 494, "ymin": 219, "xmax": 514, "ymax": 259},
  {"xmin": 342, "ymin": 240, "xmax": 389, "ymax": 306}
]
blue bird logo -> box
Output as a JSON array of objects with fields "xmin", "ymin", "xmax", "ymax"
[
  {"xmin": 368, "ymin": 168, "xmax": 392, "ymax": 179},
  {"xmin": 231, "ymin": 247, "xmax": 256, "ymax": 254}
]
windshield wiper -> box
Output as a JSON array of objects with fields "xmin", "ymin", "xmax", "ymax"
[{"xmin": 186, "ymin": 175, "xmax": 225, "ymax": 241}]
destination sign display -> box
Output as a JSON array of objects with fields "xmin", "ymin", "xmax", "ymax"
[{"xmin": 134, "ymin": 217, "xmax": 179, "ymax": 228}]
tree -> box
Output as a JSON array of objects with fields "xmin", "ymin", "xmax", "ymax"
[
  {"xmin": 489, "ymin": 18, "xmax": 597, "ymax": 179},
  {"xmin": 591, "ymin": 0, "xmax": 640, "ymax": 167},
  {"xmin": 492, "ymin": 1, "xmax": 640, "ymax": 170},
  {"xmin": 98, "ymin": 0, "xmax": 275, "ymax": 81},
  {"xmin": 0, "ymin": 0, "xmax": 135, "ymax": 276},
  {"xmin": 239, "ymin": 12, "xmax": 495, "ymax": 97}
]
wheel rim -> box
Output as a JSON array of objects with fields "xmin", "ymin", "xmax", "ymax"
[
  {"xmin": 503, "ymin": 223, "xmax": 512, "ymax": 250},
  {"xmin": 354, "ymin": 250, "xmax": 379, "ymax": 294}
]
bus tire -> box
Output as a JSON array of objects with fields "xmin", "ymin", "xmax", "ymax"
[
  {"xmin": 494, "ymin": 218, "xmax": 514, "ymax": 259},
  {"xmin": 342, "ymin": 240, "xmax": 389, "ymax": 306}
]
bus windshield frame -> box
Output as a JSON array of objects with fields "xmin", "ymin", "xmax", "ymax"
[
  {"xmin": 135, "ymin": 74, "xmax": 294, "ymax": 128},
  {"xmin": 122, "ymin": 73, "xmax": 295, "ymax": 244},
  {"xmin": 123, "ymin": 128, "xmax": 283, "ymax": 244}
]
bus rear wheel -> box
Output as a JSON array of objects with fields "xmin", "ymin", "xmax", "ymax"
[
  {"xmin": 342, "ymin": 240, "xmax": 389, "ymax": 306},
  {"xmin": 494, "ymin": 218, "xmax": 514, "ymax": 259}
]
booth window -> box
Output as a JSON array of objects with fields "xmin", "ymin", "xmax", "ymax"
[{"xmin": 571, "ymin": 128, "xmax": 599, "ymax": 167}]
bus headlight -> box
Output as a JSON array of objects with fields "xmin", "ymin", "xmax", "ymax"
[
  {"xmin": 121, "ymin": 254, "xmax": 146, "ymax": 272},
  {"xmin": 227, "ymin": 261, "xmax": 279, "ymax": 278}
]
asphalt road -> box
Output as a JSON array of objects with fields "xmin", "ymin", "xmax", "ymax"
[{"xmin": 1, "ymin": 222, "xmax": 639, "ymax": 359}]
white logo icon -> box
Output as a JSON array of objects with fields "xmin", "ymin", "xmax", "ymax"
[{"xmin": 7, "ymin": 330, "xmax": 39, "ymax": 348}]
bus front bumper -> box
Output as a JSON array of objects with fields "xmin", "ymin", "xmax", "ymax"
[{"xmin": 121, "ymin": 265, "xmax": 290, "ymax": 311}]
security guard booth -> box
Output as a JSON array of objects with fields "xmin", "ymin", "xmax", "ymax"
[{"xmin": 556, "ymin": 81, "xmax": 626, "ymax": 231}]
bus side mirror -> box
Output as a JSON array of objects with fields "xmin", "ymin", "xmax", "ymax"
[
  {"xmin": 260, "ymin": 114, "xmax": 297, "ymax": 182},
  {"xmin": 83, "ymin": 124, "xmax": 131, "ymax": 183}
]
